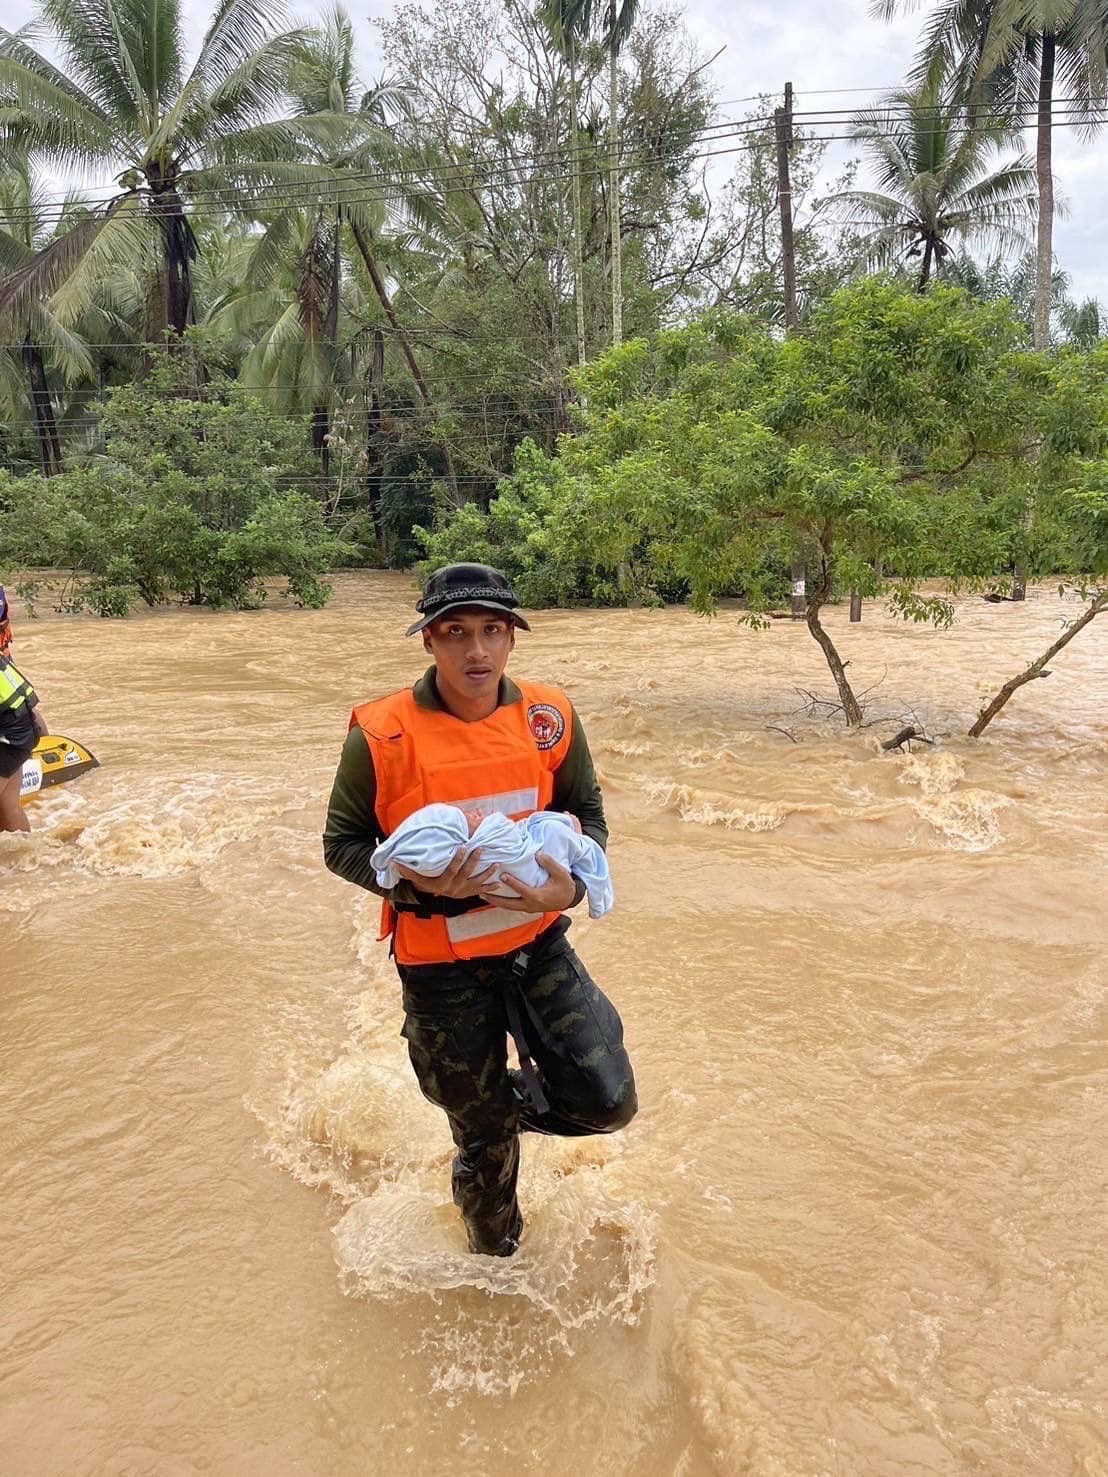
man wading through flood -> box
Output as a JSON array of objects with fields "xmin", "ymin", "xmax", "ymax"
[{"xmin": 323, "ymin": 564, "xmax": 636, "ymax": 1256}]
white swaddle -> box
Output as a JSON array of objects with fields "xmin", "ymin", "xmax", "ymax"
[{"xmin": 370, "ymin": 802, "xmax": 614, "ymax": 919}]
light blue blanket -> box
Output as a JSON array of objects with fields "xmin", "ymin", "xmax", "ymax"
[{"xmin": 370, "ymin": 803, "xmax": 614, "ymax": 919}]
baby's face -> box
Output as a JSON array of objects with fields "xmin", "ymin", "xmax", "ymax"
[{"xmin": 462, "ymin": 808, "xmax": 484, "ymax": 836}]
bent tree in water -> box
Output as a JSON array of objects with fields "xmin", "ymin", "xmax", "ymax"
[
  {"xmin": 969, "ymin": 589, "xmax": 1108, "ymax": 737},
  {"xmin": 803, "ymin": 546, "xmax": 864, "ymax": 727}
]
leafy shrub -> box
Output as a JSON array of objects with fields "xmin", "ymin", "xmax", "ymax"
[{"xmin": 0, "ymin": 362, "xmax": 346, "ymax": 613}]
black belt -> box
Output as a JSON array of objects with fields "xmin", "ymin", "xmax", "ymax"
[{"xmin": 391, "ymin": 892, "xmax": 486, "ymax": 919}]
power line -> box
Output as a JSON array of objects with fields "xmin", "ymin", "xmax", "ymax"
[{"xmin": 0, "ymin": 97, "xmax": 1098, "ymax": 228}]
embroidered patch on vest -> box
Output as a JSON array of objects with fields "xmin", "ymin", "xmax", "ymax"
[{"xmin": 528, "ymin": 702, "xmax": 565, "ymax": 751}]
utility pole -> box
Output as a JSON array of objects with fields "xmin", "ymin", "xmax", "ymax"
[{"xmin": 777, "ymin": 82, "xmax": 806, "ymax": 618}]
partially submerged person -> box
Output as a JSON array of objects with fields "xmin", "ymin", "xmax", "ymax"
[
  {"xmin": 0, "ymin": 651, "xmax": 47, "ymax": 833},
  {"xmin": 323, "ymin": 563, "xmax": 637, "ymax": 1256}
]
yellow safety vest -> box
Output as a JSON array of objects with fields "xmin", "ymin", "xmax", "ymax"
[{"xmin": 0, "ymin": 655, "xmax": 35, "ymax": 715}]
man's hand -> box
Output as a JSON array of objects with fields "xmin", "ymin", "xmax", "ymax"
[
  {"xmin": 481, "ymin": 853, "xmax": 576, "ymax": 913},
  {"xmin": 394, "ymin": 848, "xmax": 499, "ymax": 899}
]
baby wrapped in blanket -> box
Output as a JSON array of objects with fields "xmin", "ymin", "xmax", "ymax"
[{"xmin": 371, "ymin": 803, "xmax": 614, "ymax": 919}]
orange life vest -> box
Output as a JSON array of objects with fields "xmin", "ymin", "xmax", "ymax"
[{"xmin": 350, "ymin": 679, "xmax": 575, "ymax": 965}]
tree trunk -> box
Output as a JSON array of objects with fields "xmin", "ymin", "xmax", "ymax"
[
  {"xmin": 347, "ymin": 216, "xmax": 460, "ymax": 504},
  {"xmin": 1033, "ymin": 35, "xmax": 1056, "ymax": 353},
  {"xmin": 849, "ymin": 589, "xmax": 863, "ymax": 623},
  {"xmin": 364, "ymin": 328, "xmax": 387, "ymax": 563},
  {"xmin": 1013, "ymin": 35, "xmax": 1057, "ymax": 604},
  {"xmin": 968, "ymin": 590, "xmax": 1106, "ymax": 737},
  {"xmin": 806, "ymin": 601, "xmax": 864, "ymax": 726},
  {"xmin": 805, "ymin": 542, "xmax": 864, "ymax": 726},
  {"xmin": 569, "ymin": 41, "xmax": 587, "ymax": 367},
  {"xmin": 21, "ymin": 340, "xmax": 63, "ymax": 476},
  {"xmin": 918, "ymin": 235, "xmax": 935, "ymax": 291},
  {"xmin": 151, "ymin": 188, "xmax": 197, "ymax": 341},
  {"xmin": 790, "ymin": 558, "xmax": 806, "ymax": 618},
  {"xmin": 608, "ymin": 2, "xmax": 623, "ymax": 348},
  {"xmin": 311, "ymin": 405, "xmax": 331, "ymax": 482}
]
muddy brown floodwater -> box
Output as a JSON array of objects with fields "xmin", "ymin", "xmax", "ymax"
[{"xmin": 2, "ymin": 572, "xmax": 1106, "ymax": 1475}]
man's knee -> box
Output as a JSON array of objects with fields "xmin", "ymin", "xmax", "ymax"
[{"xmin": 594, "ymin": 1079, "xmax": 637, "ymax": 1132}]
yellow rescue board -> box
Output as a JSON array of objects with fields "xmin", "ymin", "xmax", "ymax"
[{"xmin": 20, "ymin": 734, "xmax": 100, "ymax": 804}]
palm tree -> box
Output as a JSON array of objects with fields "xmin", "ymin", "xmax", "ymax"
[
  {"xmin": 208, "ymin": 210, "xmax": 350, "ymax": 475},
  {"xmin": 878, "ymin": 2, "xmax": 1108, "ymax": 600},
  {"xmin": 534, "ymin": 0, "xmax": 639, "ymax": 348},
  {"xmin": 1057, "ymin": 294, "xmax": 1104, "ymax": 345},
  {"xmin": 538, "ymin": 0, "xmax": 599, "ymax": 366},
  {"xmin": 875, "ymin": 0, "xmax": 1108, "ymax": 351},
  {"xmin": 271, "ymin": 5, "xmax": 458, "ymax": 496},
  {"xmin": 821, "ymin": 83, "xmax": 1036, "ymax": 288},
  {"xmin": 0, "ymin": 154, "xmax": 137, "ymax": 473},
  {"xmin": 0, "ymin": 0, "xmax": 318, "ymax": 342},
  {"xmin": 945, "ymin": 247, "xmax": 1089, "ymax": 341}
]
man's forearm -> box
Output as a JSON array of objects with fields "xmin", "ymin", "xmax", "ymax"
[{"xmin": 321, "ymin": 834, "xmax": 446, "ymax": 910}]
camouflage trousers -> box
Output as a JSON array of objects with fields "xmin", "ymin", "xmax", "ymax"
[{"xmin": 397, "ymin": 918, "xmax": 637, "ymax": 1255}]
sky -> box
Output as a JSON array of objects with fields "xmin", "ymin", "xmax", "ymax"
[{"xmin": 6, "ymin": 0, "xmax": 1107, "ymax": 305}]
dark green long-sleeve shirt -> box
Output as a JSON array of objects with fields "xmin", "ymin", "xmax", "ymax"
[{"xmin": 322, "ymin": 667, "xmax": 607, "ymax": 911}]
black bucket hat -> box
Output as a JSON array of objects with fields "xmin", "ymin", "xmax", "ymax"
[{"xmin": 406, "ymin": 562, "xmax": 531, "ymax": 637}]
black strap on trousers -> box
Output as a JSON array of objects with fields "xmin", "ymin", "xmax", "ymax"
[{"xmin": 503, "ymin": 949, "xmax": 550, "ymax": 1115}]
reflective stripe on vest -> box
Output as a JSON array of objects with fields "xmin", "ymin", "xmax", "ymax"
[
  {"xmin": 351, "ymin": 679, "xmax": 574, "ymax": 965},
  {"xmin": 0, "ymin": 656, "xmax": 33, "ymax": 714},
  {"xmin": 446, "ymin": 903, "xmax": 546, "ymax": 946}
]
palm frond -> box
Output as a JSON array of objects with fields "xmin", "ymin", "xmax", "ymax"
[
  {"xmin": 30, "ymin": 304, "xmax": 97, "ymax": 381},
  {"xmin": 199, "ymin": 29, "xmax": 309, "ymax": 129},
  {"xmin": 37, "ymin": 0, "xmax": 145, "ymax": 127},
  {"xmin": 204, "ymin": 281, "xmax": 285, "ymax": 337},
  {"xmin": 183, "ymin": 157, "xmax": 339, "ymax": 217},
  {"xmin": 0, "ymin": 194, "xmax": 132, "ymax": 326},
  {"xmin": 954, "ymin": 157, "xmax": 1036, "ymax": 212},
  {"xmin": 817, "ymin": 189, "xmax": 918, "ymax": 229},
  {"xmin": 189, "ymin": 0, "xmax": 288, "ymax": 91},
  {"xmin": 0, "ymin": 43, "xmax": 117, "ymax": 166},
  {"xmin": 144, "ymin": 74, "xmax": 205, "ymax": 162},
  {"xmin": 0, "ymin": 224, "xmax": 34, "ymax": 271},
  {"xmin": 243, "ymin": 207, "xmax": 297, "ymax": 286}
]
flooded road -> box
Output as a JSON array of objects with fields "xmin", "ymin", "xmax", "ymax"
[{"xmin": 3, "ymin": 572, "xmax": 1106, "ymax": 1475}]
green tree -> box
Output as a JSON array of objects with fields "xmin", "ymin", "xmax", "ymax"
[
  {"xmin": 371, "ymin": 0, "xmax": 711, "ymax": 516},
  {"xmin": 967, "ymin": 342, "xmax": 1108, "ymax": 732},
  {"xmin": 532, "ymin": 0, "xmax": 638, "ymax": 347},
  {"xmin": 0, "ymin": 158, "xmax": 83, "ymax": 474},
  {"xmin": 0, "ymin": 0, "xmax": 317, "ymax": 340},
  {"xmin": 425, "ymin": 283, "xmax": 1108, "ymax": 730},
  {"xmin": 946, "ymin": 248, "xmax": 1105, "ymax": 345},
  {"xmin": 0, "ymin": 352, "xmax": 342, "ymax": 612},
  {"xmin": 821, "ymin": 82, "xmax": 1035, "ymax": 287}
]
